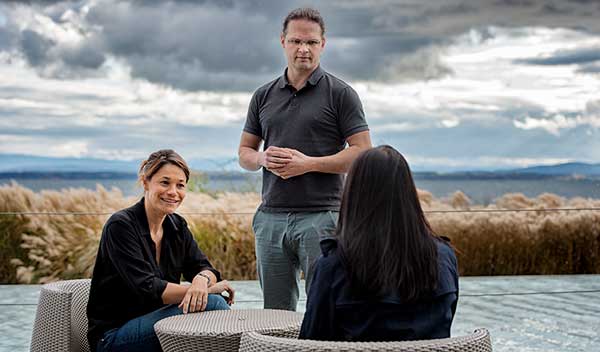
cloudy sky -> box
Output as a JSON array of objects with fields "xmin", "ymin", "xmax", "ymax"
[{"xmin": 1, "ymin": 0, "xmax": 599, "ymax": 171}]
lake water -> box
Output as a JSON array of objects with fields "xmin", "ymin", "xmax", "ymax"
[{"xmin": 2, "ymin": 176, "xmax": 600, "ymax": 204}]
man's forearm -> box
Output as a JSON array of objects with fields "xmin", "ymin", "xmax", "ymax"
[
  {"xmin": 238, "ymin": 147, "xmax": 263, "ymax": 171},
  {"xmin": 310, "ymin": 144, "xmax": 369, "ymax": 174}
]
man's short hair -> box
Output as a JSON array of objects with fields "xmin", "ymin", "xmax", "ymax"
[{"xmin": 282, "ymin": 7, "xmax": 325, "ymax": 36}]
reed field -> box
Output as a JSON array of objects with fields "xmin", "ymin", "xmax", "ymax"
[{"xmin": 1, "ymin": 182, "xmax": 599, "ymax": 284}]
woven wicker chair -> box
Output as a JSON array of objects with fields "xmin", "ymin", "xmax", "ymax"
[
  {"xmin": 239, "ymin": 328, "xmax": 492, "ymax": 352},
  {"xmin": 30, "ymin": 279, "xmax": 91, "ymax": 352},
  {"xmin": 155, "ymin": 309, "xmax": 303, "ymax": 352}
]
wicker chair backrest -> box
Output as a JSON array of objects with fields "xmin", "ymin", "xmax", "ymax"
[
  {"xmin": 239, "ymin": 328, "xmax": 492, "ymax": 352},
  {"xmin": 30, "ymin": 279, "xmax": 91, "ymax": 352}
]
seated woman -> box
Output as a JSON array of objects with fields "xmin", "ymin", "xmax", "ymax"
[
  {"xmin": 299, "ymin": 145, "xmax": 458, "ymax": 341},
  {"xmin": 87, "ymin": 149, "xmax": 235, "ymax": 352}
]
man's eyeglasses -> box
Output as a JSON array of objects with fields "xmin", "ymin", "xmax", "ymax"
[{"xmin": 286, "ymin": 38, "xmax": 322, "ymax": 47}]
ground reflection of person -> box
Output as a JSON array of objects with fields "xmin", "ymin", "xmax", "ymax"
[
  {"xmin": 87, "ymin": 149, "xmax": 235, "ymax": 352},
  {"xmin": 238, "ymin": 7, "xmax": 371, "ymax": 312},
  {"xmin": 300, "ymin": 145, "xmax": 459, "ymax": 341}
]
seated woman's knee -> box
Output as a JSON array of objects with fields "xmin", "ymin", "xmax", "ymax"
[{"xmin": 207, "ymin": 294, "xmax": 230, "ymax": 311}]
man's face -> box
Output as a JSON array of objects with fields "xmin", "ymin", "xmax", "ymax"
[{"xmin": 281, "ymin": 19, "xmax": 325, "ymax": 73}]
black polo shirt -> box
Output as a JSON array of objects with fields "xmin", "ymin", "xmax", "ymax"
[
  {"xmin": 244, "ymin": 66, "xmax": 369, "ymax": 212},
  {"xmin": 86, "ymin": 198, "xmax": 220, "ymax": 351}
]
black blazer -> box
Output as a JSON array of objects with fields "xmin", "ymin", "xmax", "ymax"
[{"xmin": 299, "ymin": 238, "xmax": 458, "ymax": 341}]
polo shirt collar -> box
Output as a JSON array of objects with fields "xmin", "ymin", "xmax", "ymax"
[
  {"xmin": 278, "ymin": 65, "xmax": 325, "ymax": 89},
  {"xmin": 278, "ymin": 71, "xmax": 288, "ymax": 89},
  {"xmin": 307, "ymin": 65, "xmax": 324, "ymax": 86}
]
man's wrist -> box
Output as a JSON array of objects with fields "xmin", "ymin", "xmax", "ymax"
[
  {"xmin": 256, "ymin": 151, "xmax": 265, "ymax": 169},
  {"xmin": 307, "ymin": 156, "xmax": 319, "ymax": 173}
]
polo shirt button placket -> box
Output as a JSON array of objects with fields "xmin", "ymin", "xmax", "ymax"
[{"xmin": 289, "ymin": 93, "xmax": 298, "ymax": 109}]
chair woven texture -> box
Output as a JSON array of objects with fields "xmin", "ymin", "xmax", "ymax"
[
  {"xmin": 239, "ymin": 328, "xmax": 492, "ymax": 352},
  {"xmin": 154, "ymin": 309, "xmax": 303, "ymax": 352},
  {"xmin": 30, "ymin": 279, "xmax": 91, "ymax": 352}
]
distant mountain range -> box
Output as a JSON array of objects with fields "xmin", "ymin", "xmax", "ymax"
[
  {"xmin": 1, "ymin": 154, "xmax": 599, "ymax": 179},
  {"xmin": 0, "ymin": 154, "xmax": 241, "ymax": 173},
  {"xmin": 414, "ymin": 162, "xmax": 600, "ymax": 180},
  {"xmin": 505, "ymin": 162, "xmax": 600, "ymax": 176}
]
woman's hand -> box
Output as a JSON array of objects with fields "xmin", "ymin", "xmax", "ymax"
[
  {"xmin": 208, "ymin": 280, "xmax": 236, "ymax": 305},
  {"xmin": 178, "ymin": 274, "xmax": 210, "ymax": 313}
]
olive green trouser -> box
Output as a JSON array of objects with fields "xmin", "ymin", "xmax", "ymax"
[{"xmin": 252, "ymin": 210, "xmax": 338, "ymax": 311}]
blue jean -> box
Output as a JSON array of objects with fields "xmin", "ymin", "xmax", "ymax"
[{"xmin": 97, "ymin": 294, "xmax": 230, "ymax": 352}]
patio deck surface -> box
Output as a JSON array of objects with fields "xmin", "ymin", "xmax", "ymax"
[{"xmin": 1, "ymin": 275, "xmax": 599, "ymax": 352}]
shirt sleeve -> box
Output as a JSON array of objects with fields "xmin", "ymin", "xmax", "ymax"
[
  {"xmin": 103, "ymin": 220, "xmax": 168, "ymax": 306},
  {"xmin": 450, "ymin": 245, "xmax": 459, "ymax": 316},
  {"xmin": 433, "ymin": 241, "xmax": 459, "ymax": 329},
  {"xmin": 336, "ymin": 86, "xmax": 369, "ymax": 139},
  {"xmin": 180, "ymin": 219, "xmax": 222, "ymax": 283},
  {"xmin": 298, "ymin": 256, "xmax": 337, "ymax": 340},
  {"xmin": 243, "ymin": 90, "xmax": 262, "ymax": 138}
]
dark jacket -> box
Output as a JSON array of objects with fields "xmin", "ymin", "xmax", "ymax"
[
  {"xmin": 86, "ymin": 198, "xmax": 220, "ymax": 351},
  {"xmin": 299, "ymin": 238, "xmax": 458, "ymax": 341}
]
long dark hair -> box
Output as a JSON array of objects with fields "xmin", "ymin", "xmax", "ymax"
[{"xmin": 338, "ymin": 145, "xmax": 439, "ymax": 302}]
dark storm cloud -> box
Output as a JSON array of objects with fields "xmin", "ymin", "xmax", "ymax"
[
  {"xmin": 60, "ymin": 41, "xmax": 106, "ymax": 69},
  {"xmin": 27, "ymin": 40, "xmax": 106, "ymax": 76},
  {"xmin": 84, "ymin": 0, "xmax": 285, "ymax": 90},
  {"xmin": 3, "ymin": 0, "xmax": 600, "ymax": 91},
  {"xmin": 0, "ymin": 0, "xmax": 449, "ymax": 90},
  {"xmin": 20, "ymin": 29, "xmax": 53, "ymax": 66},
  {"xmin": 129, "ymin": 54, "xmax": 278, "ymax": 91},
  {"xmin": 517, "ymin": 47, "xmax": 600, "ymax": 66},
  {"xmin": 83, "ymin": 0, "xmax": 453, "ymax": 89}
]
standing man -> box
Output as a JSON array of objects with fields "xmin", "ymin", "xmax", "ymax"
[{"xmin": 238, "ymin": 7, "xmax": 371, "ymax": 311}]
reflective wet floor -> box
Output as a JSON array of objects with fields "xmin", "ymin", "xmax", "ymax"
[{"xmin": 2, "ymin": 275, "xmax": 599, "ymax": 352}]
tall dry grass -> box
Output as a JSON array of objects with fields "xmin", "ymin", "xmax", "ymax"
[
  {"xmin": 1, "ymin": 183, "xmax": 599, "ymax": 283},
  {"xmin": 0, "ymin": 183, "xmax": 259, "ymax": 283},
  {"xmin": 1, "ymin": 182, "xmax": 129, "ymax": 283},
  {"xmin": 176, "ymin": 192, "xmax": 259, "ymax": 280},
  {"xmin": 422, "ymin": 190, "xmax": 600, "ymax": 275}
]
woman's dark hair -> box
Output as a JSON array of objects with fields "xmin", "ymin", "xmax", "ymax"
[
  {"xmin": 338, "ymin": 145, "xmax": 439, "ymax": 302},
  {"xmin": 138, "ymin": 149, "xmax": 190, "ymax": 184}
]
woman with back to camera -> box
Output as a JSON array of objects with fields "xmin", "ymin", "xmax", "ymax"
[
  {"xmin": 87, "ymin": 149, "xmax": 235, "ymax": 352},
  {"xmin": 299, "ymin": 145, "xmax": 458, "ymax": 341}
]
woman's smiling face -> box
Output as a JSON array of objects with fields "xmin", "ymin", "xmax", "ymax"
[{"xmin": 143, "ymin": 163, "xmax": 187, "ymax": 215}]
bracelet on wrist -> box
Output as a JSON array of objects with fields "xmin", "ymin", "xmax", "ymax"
[{"xmin": 196, "ymin": 272, "xmax": 211, "ymax": 286}]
